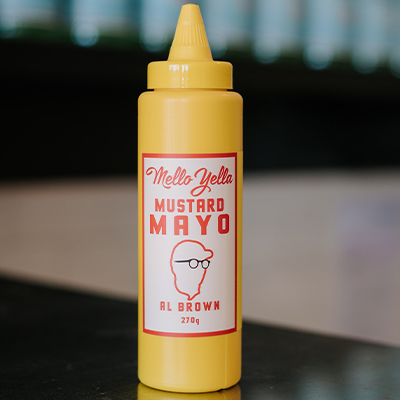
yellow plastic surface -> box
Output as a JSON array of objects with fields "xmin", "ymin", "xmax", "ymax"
[
  {"xmin": 137, "ymin": 382, "xmax": 241, "ymax": 399},
  {"xmin": 138, "ymin": 4, "xmax": 243, "ymax": 393},
  {"xmin": 148, "ymin": 4, "xmax": 232, "ymax": 89}
]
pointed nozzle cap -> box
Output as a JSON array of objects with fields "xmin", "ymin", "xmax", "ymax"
[
  {"xmin": 147, "ymin": 4, "xmax": 232, "ymax": 89},
  {"xmin": 168, "ymin": 4, "xmax": 213, "ymax": 61}
]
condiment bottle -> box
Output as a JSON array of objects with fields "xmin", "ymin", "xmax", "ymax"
[{"xmin": 138, "ymin": 4, "xmax": 243, "ymax": 392}]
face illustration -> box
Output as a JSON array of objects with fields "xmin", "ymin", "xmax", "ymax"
[{"xmin": 170, "ymin": 240, "xmax": 214, "ymax": 301}]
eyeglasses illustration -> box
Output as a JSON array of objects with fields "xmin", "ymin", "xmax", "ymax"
[{"xmin": 174, "ymin": 258, "xmax": 210, "ymax": 269}]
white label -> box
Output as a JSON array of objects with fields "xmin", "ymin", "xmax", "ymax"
[{"xmin": 142, "ymin": 153, "xmax": 237, "ymax": 337}]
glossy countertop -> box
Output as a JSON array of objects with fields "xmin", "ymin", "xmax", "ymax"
[{"xmin": 1, "ymin": 277, "xmax": 399, "ymax": 399}]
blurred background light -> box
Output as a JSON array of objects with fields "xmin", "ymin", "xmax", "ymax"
[
  {"xmin": 203, "ymin": 0, "xmax": 252, "ymax": 58},
  {"xmin": 350, "ymin": 0, "xmax": 387, "ymax": 74},
  {"xmin": 0, "ymin": 0, "xmax": 399, "ymax": 75},
  {"xmin": 389, "ymin": 49, "xmax": 400, "ymax": 78},
  {"xmin": 139, "ymin": 0, "xmax": 180, "ymax": 53},
  {"xmin": 388, "ymin": 0, "xmax": 400, "ymax": 78},
  {"xmin": 253, "ymin": 0, "xmax": 301, "ymax": 64},
  {"xmin": 0, "ymin": 0, "xmax": 56, "ymax": 38},
  {"xmin": 303, "ymin": 43, "xmax": 334, "ymax": 70},
  {"xmin": 303, "ymin": 0, "xmax": 348, "ymax": 70},
  {"xmin": 70, "ymin": 0, "xmax": 138, "ymax": 47},
  {"xmin": 71, "ymin": 23, "xmax": 99, "ymax": 47}
]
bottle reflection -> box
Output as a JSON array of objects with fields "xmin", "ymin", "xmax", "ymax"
[{"xmin": 137, "ymin": 383, "xmax": 241, "ymax": 400}]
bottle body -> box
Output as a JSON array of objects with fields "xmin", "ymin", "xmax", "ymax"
[{"xmin": 138, "ymin": 88, "xmax": 242, "ymax": 393}]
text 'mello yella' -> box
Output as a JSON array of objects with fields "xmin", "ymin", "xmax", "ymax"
[{"xmin": 147, "ymin": 164, "xmax": 233, "ymax": 236}]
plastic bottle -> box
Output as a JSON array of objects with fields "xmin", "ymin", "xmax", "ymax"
[
  {"xmin": 138, "ymin": 4, "xmax": 242, "ymax": 393},
  {"xmin": 137, "ymin": 382, "xmax": 241, "ymax": 399}
]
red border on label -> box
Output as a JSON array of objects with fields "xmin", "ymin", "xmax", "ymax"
[{"xmin": 142, "ymin": 153, "xmax": 238, "ymax": 338}]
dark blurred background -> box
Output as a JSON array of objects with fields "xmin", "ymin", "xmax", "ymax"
[{"xmin": 1, "ymin": 0, "xmax": 400, "ymax": 181}]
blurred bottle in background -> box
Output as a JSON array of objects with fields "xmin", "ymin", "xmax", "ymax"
[
  {"xmin": 70, "ymin": 0, "xmax": 138, "ymax": 47},
  {"xmin": 302, "ymin": 0, "xmax": 349, "ymax": 70},
  {"xmin": 350, "ymin": 0, "xmax": 388, "ymax": 74},
  {"xmin": 202, "ymin": 0, "xmax": 252, "ymax": 57},
  {"xmin": 253, "ymin": 0, "xmax": 301, "ymax": 64}
]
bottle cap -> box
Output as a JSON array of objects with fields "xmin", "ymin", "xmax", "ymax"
[{"xmin": 147, "ymin": 4, "xmax": 233, "ymax": 89}]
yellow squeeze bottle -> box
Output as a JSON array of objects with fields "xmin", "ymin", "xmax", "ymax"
[{"xmin": 138, "ymin": 4, "xmax": 242, "ymax": 393}]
